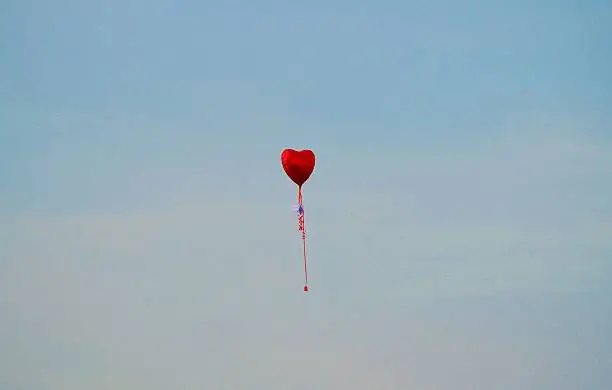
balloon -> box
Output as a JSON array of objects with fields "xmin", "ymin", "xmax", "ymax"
[
  {"xmin": 281, "ymin": 149, "xmax": 316, "ymax": 187},
  {"xmin": 281, "ymin": 148, "xmax": 316, "ymax": 292}
]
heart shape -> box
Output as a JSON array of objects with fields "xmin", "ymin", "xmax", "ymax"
[{"xmin": 281, "ymin": 149, "xmax": 316, "ymax": 186}]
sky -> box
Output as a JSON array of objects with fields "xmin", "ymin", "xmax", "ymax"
[{"xmin": 1, "ymin": 1, "xmax": 611, "ymax": 389}]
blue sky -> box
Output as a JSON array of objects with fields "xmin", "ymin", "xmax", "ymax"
[{"xmin": 1, "ymin": 1, "xmax": 611, "ymax": 389}]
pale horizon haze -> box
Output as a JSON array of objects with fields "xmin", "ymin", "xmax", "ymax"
[{"xmin": 1, "ymin": 1, "xmax": 611, "ymax": 389}]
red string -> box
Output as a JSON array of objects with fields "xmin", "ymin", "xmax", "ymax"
[{"xmin": 298, "ymin": 185, "xmax": 308, "ymax": 292}]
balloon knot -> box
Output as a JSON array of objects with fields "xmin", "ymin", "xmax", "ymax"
[{"xmin": 303, "ymin": 285, "xmax": 309, "ymax": 292}]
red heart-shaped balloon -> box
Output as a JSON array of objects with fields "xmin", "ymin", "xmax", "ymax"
[{"xmin": 281, "ymin": 149, "xmax": 316, "ymax": 186}]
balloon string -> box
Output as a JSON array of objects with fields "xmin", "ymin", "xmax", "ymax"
[{"xmin": 298, "ymin": 185, "xmax": 308, "ymax": 292}]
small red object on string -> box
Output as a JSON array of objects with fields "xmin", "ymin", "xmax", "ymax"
[{"xmin": 281, "ymin": 149, "xmax": 316, "ymax": 292}]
